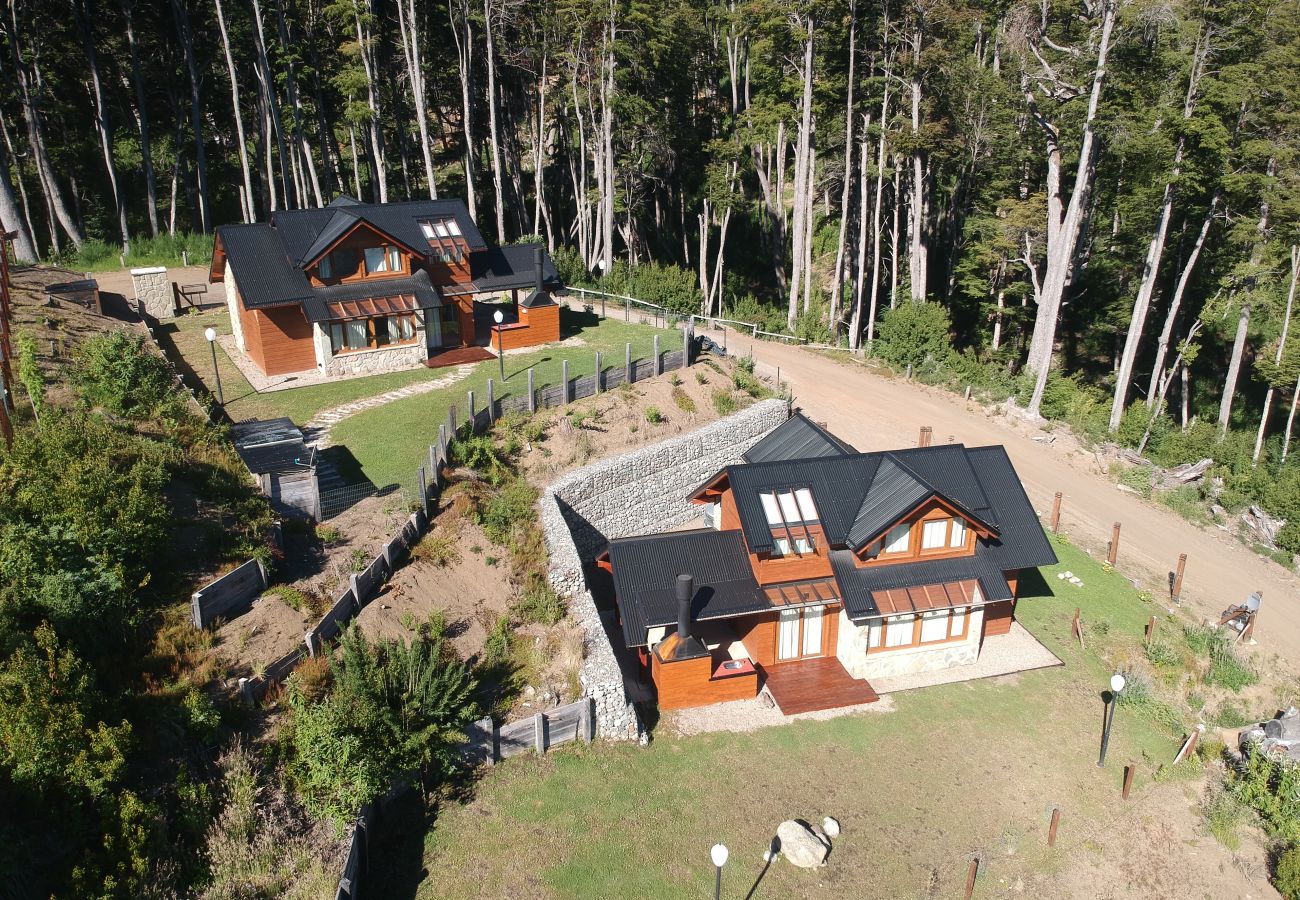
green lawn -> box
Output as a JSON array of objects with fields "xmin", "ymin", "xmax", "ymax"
[
  {"xmin": 155, "ymin": 307, "xmax": 677, "ymax": 464},
  {"xmin": 328, "ymin": 311, "xmax": 677, "ymax": 491},
  {"xmin": 368, "ymin": 537, "xmax": 1188, "ymax": 898}
]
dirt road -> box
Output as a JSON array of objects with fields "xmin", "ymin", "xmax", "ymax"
[{"xmin": 714, "ymin": 324, "xmax": 1300, "ymax": 669}]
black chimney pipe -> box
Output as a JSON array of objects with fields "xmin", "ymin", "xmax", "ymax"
[
  {"xmin": 675, "ymin": 574, "xmax": 694, "ymax": 639},
  {"xmin": 534, "ymin": 245, "xmax": 544, "ymax": 294}
]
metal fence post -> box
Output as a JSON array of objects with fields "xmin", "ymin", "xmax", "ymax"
[
  {"xmin": 653, "ymin": 334, "xmax": 661, "ymax": 375},
  {"xmin": 527, "ymin": 367, "xmax": 536, "ymax": 412},
  {"xmin": 595, "ymin": 351, "xmax": 603, "ymax": 393},
  {"xmin": 625, "ymin": 342, "xmax": 633, "ymax": 383},
  {"xmin": 487, "ymin": 378, "xmax": 496, "ymax": 422},
  {"xmin": 562, "ymin": 359, "xmax": 570, "ymax": 405}
]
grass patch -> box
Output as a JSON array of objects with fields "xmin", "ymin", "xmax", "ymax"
[
  {"xmin": 410, "ymin": 530, "xmax": 460, "ymax": 567},
  {"xmin": 711, "ymin": 389, "xmax": 737, "ymax": 415}
]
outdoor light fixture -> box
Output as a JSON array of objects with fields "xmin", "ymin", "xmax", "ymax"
[
  {"xmin": 493, "ymin": 308, "xmax": 506, "ymax": 381},
  {"xmin": 710, "ymin": 843, "xmax": 729, "ymax": 900},
  {"xmin": 204, "ymin": 326, "xmax": 224, "ymax": 407},
  {"xmin": 1098, "ymin": 672, "xmax": 1126, "ymax": 767}
]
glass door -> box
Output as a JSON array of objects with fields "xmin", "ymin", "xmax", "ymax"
[
  {"xmin": 777, "ymin": 606, "xmax": 826, "ymax": 661},
  {"xmin": 802, "ymin": 605, "xmax": 824, "ymax": 656},
  {"xmin": 438, "ymin": 306, "xmax": 461, "ymax": 347},
  {"xmin": 777, "ymin": 609, "xmax": 801, "ymax": 660}
]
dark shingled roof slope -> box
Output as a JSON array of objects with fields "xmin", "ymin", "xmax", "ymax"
[
  {"xmin": 608, "ymin": 529, "xmax": 771, "ymax": 647},
  {"xmin": 963, "ymin": 445, "xmax": 1057, "ymax": 572},
  {"xmin": 457, "ymin": 242, "xmax": 561, "ymax": 294},
  {"xmin": 743, "ymin": 411, "xmax": 856, "ymax": 463},
  {"xmin": 830, "ymin": 546, "xmax": 1014, "ymax": 621},
  {"xmin": 300, "ymin": 269, "xmax": 443, "ymax": 323},
  {"xmin": 216, "ymin": 223, "xmax": 313, "ymax": 309}
]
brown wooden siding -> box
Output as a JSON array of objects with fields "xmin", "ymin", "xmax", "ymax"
[
  {"xmin": 236, "ymin": 294, "xmax": 265, "ymax": 371},
  {"xmin": 489, "ymin": 303, "xmax": 560, "ymax": 351},
  {"xmin": 852, "ymin": 496, "xmax": 984, "ymax": 568},
  {"xmin": 307, "ymin": 222, "xmax": 415, "ymax": 286},
  {"xmin": 734, "ymin": 612, "xmax": 779, "ymax": 667},
  {"xmin": 982, "ymin": 599, "xmax": 1016, "ymax": 636},
  {"xmin": 651, "ymin": 652, "xmax": 758, "ymax": 709},
  {"xmin": 253, "ymin": 305, "xmax": 316, "ymax": 375}
]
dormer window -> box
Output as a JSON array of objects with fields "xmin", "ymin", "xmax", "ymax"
[
  {"xmin": 420, "ymin": 218, "xmax": 462, "ymax": 239},
  {"xmin": 760, "ymin": 488, "xmax": 819, "ymax": 557},
  {"xmin": 363, "ymin": 245, "xmax": 402, "ymax": 275}
]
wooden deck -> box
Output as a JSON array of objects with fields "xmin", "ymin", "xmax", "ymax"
[
  {"xmin": 763, "ymin": 657, "xmax": 879, "ymax": 715},
  {"xmin": 424, "ymin": 345, "xmax": 495, "ymax": 368}
]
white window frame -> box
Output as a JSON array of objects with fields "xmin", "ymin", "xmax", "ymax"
[{"xmin": 949, "ymin": 517, "xmax": 967, "ymax": 548}]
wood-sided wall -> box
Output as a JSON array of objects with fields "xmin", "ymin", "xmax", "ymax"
[
  {"xmin": 651, "ymin": 653, "xmax": 758, "ymax": 710},
  {"xmin": 489, "ymin": 302, "xmax": 560, "ymax": 351},
  {"xmin": 240, "ymin": 299, "xmax": 316, "ymax": 375},
  {"xmin": 733, "ymin": 606, "xmax": 840, "ymax": 669},
  {"xmin": 981, "ymin": 569, "xmax": 1022, "ymax": 638}
]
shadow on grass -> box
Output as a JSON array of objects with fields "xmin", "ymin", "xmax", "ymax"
[
  {"xmin": 560, "ymin": 305, "xmax": 600, "ymax": 337},
  {"xmin": 1015, "ymin": 566, "xmax": 1053, "ymax": 600}
]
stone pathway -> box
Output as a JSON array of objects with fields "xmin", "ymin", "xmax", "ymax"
[{"xmin": 303, "ymin": 363, "xmax": 476, "ymax": 449}]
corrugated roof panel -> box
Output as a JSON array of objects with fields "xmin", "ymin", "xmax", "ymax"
[
  {"xmin": 831, "ymin": 545, "xmax": 1013, "ymax": 620},
  {"xmin": 845, "ymin": 456, "xmax": 933, "ymax": 548},
  {"xmin": 743, "ymin": 412, "xmax": 856, "ymax": 463},
  {"xmin": 216, "ymin": 224, "xmax": 314, "ymax": 308},
  {"xmin": 964, "ymin": 446, "xmax": 1058, "ymax": 572}
]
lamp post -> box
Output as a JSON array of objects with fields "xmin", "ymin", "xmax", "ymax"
[
  {"xmin": 493, "ymin": 308, "xmax": 505, "ymax": 380},
  {"xmin": 1098, "ymin": 672, "xmax": 1126, "ymax": 767},
  {"xmin": 710, "ymin": 843, "xmax": 728, "ymax": 900},
  {"xmin": 203, "ymin": 326, "xmax": 224, "ymax": 406}
]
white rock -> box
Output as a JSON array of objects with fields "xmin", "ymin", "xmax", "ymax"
[
  {"xmin": 822, "ymin": 817, "xmax": 841, "ymax": 838},
  {"xmin": 776, "ymin": 820, "xmax": 830, "ymax": 869}
]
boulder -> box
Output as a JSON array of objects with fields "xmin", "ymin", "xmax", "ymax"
[
  {"xmin": 776, "ymin": 820, "xmax": 830, "ymax": 869},
  {"xmin": 822, "ymin": 816, "xmax": 841, "ymax": 838}
]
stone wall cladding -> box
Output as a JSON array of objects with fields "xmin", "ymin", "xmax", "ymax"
[
  {"xmin": 322, "ymin": 341, "xmax": 427, "ymax": 377},
  {"xmin": 837, "ymin": 608, "xmax": 986, "ymax": 679},
  {"xmin": 539, "ymin": 398, "xmax": 790, "ymax": 741},
  {"xmin": 132, "ymin": 267, "xmax": 172, "ymax": 319}
]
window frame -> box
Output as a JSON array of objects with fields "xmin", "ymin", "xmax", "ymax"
[
  {"xmin": 327, "ymin": 313, "xmax": 420, "ymax": 355},
  {"xmin": 883, "ymin": 523, "xmax": 912, "ymax": 555},
  {"xmin": 871, "ymin": 606, "xmax": 972, "ymax": 654}
]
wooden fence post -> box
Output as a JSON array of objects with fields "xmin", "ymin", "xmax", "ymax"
[
  {"xmin": 682, "ymin": 321, "xmax": 690, "ymax": 364},
  {"xmin": 238, "ymin": 677, "xmax": 254, "ymax": 707},
  {"xmin": 595, "ymin": 351, "xmax": 603, "ymax": 392},
  {"xmin": 1050, "ymin": 492, "xmax": 1063, "ymax": 533},
  {"xmin": 534, "ymin": 711, "xmax": 546, "ymax": 754},
  {"xmin": 304, "ymin": 630, "xmax": 317, "ymax": 658},
  {"xmin": 1144, "ymin": 616, "xmax": 1157, "ymax": 641},
  {"xmin": 527, "ymin": 368, "xmax": 536, "ymax": 412},
  {"xmin": 963, "ymin": 857, "xmax": 979, "ymax": 900},
  {"xmin": 562, "ymin": 359, "xmax": 570, "ymax": 404},
  {"xmin": 1048, "ymin": 807, "xmax": 1061, "ymax": 847},
  {"xmin": 653, "ymin": 334, "xmax": 661, "ymax": 375},
  {"xmin": 467, "ymin": 390, "xmax": 476, "ymax": 428},
  {"xmin": 580, "ymin": 697, "xmax": 594, "ymax": 743},
  {"xmin": 625, "ymin": 342, "xmax": 633, "ymax": 383},
  {"xmin": 447, "ymin": 404, "xmax": 458, "ymax": 438},
  {"xmin": 1122, "ymin": 763, "xmax": 1136, "ymax": 800},
  {"xmin": 1172, "ymin": 553, "xmax": 1187, "ymax": 602},
  {"xmin": 1072, "ymin": 608, "xmax": 1085, "ymax": 650},
  {"xmin": 1107, "ymin": 522, "xmax": 1121, "ymax": 566},
  {"xmin": 427, "ymin": 444, "xmax": 436, "ymax": 480},
  {"xmin": 418, "ymin": 466, "xmax": 428, "ymax": 516}
]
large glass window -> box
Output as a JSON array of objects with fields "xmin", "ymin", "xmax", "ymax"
[
  {"xmin": 950, "ymin": 607, "xmax": 967, "ymax": 637},
  {"xmin": 363, "ymin": 245, "xmax": 402, "ymax": 275},
  {"xmin": 329, "ymin": 315, "xmax": 418, "ymax": 353},
  {"xmin": 884, "ymin": 523, "xmax": 911, "ymax": 554},
  {"xmin": 920, "ymin": 610, "xmax": 949, "ymax": 643},
  {"xmin": 885, "ymin": 615, "xmax": 915, "ymax": 647},
  {"xmin": 950, "ymin": 517, "xmax": 967, "ymax": 548}
]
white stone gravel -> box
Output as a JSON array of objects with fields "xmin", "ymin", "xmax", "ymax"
[{"xmin": 668, "ymin": 693, "xmax": 897, "ymax": 736}]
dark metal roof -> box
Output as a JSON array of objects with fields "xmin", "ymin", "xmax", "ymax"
[
  {"xmin": 963, "ymin": 446, "xmax": 1058, "ymax": 572},
  {"xmin": 215, "ymin": 224, "xmax": 314, "ymax": 309},
  {"xmin": 458, "ymin": 242, "xmax": 561, "ymax": 294},
  {"xmin": 846, "ymin": 456, "xmax": 933, "ymax": 547},
  {"xmin": 231, "ymin": 417, "xmax": 312, "ymax": 474},
  {"xmin": 272, "ymin": 198, "xmax": 488, "ymax": 265},
  {"xmin": 742, "ymin": 411, "xmax": 856, "ymax": 463},
  {"xmin": 300, "ymin": 269, "xmax": 442, "ymax": 323},
  {"xmin": 608, "ymin": 529, "xmax": 771, "ymax": 647},
  {"xmin": 829, "ymin": 546, "xmax": 1014, "ymax": 621}
]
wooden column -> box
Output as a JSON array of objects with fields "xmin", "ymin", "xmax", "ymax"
[
  {"xmin": 653, "ymin": 334, "xmax": 661, "ymax": 375},
  {"xmin": 1122, "ymin": 763, "xmax": 1136, "ymax": 800},
  {"xmin": 562, "ymin": 359, "xmax": 570, "ymax": 404},
  {"xmin": 1107, "ymin": 522, "xmax": 1121, "ymax": 566},
  {"xmin": 595, "ymin": 351, "xmax": 603, "ymax": 392},
  {"xmin": 1172, "ymin": 553, "xmax": 1187, "ymax": 602},
  {"xmin": 534, "ymin": 711, "xmax": 546, "ymax": 754},
  {"xmin": 625, "ymin": 342, "xmax": 633, "ymax": 383},
  {"xmin": 963, "ymin": 858, "xmax": 979, "ymax": 900},
  {"xmin": 1047, "ymin": 807, "xmax": 1061, "ymax": 847},
  {"xmin": 467, "ymin": 390, "xmax": 476, "ymax": 429},
  {"xmin": 1050, "ymin": 492, "xmax": 1063, "ymax": 533}
]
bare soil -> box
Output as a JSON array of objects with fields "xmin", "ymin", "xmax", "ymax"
[{"xmin": 213, "ymin": 597, "xmax": 314, "ymax": 680}]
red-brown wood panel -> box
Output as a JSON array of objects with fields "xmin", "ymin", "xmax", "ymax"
[
  {"xmin": 255, "ymin": 305, "xmax": 316, "ymax": 375},
  {"xmin": 982, "ymin": 599, "xmax": 1016, "ymax": 636},
  {"xmin": 735, "ymin": 612, "xmax": 779, "ymax": 667},
  {"xmin": 237, "ymin": 295, "xmax": 266, "ymax": 372},
  {"xmin": 651, "ymin": 653, "xmax": 757, "ymax": 709}
]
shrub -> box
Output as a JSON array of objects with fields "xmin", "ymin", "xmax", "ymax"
[
  {"xmin": 472, "ymin": 477, "xmax": 538, "ymax": 545},
  {"xmin": 315, "ymin": 524, "xmax": 342, "ymax": 544},
  {"xmin": 264, "ymin": 584, "xmax": 312, "ymax": 614},
  {"xmin": 712, "ymin": 390, "xmax": 738, "ymax": 415},
  {"xmin": 452, "ymin": 433, "xmax": 513, "ymax": 485},
  {"xmin": 732, "ymin": 365, "xmax": 766, "ymax": 398},
  {"xmin": 1207, "ymin": 638, "xmax": 1259, "ymax": 691},
  {"xmin": 1144, "ymin": 640, "xmax": 1180, "ymax": 668},
  {"xmin": 1117, "ymin": 464, "xmax": 1154, "ymax": 498},
  {"xmin": 1231, "ymin": 743, "xmax": 1300, "ymax": 847},
  {"xmin": 672, "ymin": 385, "xmax": 696, "ymax": 412},
  {"xmin": 645, "ymin": 406, "xmax": 664, "ymax": 424},
  {"xmin": 480, "ymin": 615, "xmax": 512, "ymax": 671},
  {"xmin": 514, "ymin": 575, "xmax": 565, "ymax": 625},
  {"xmin": 1115, "ymin": 671, "xmax": 1184, "ymax": 733},
  {"xmin": 1275, "ymin": 845, "xmax": 1300, "ymax": 900},
  {"xmin": 16, "ymin": 332, "xmax": 44, "ymax": 420},
  {"xmin": 1201, "ymin": 782, "xmax": 1247, "ymax": 850},
  {"xmin": 73, "ymin": 331, "xmax": 183, "ymax": 419},
  {"xmin": 875, "ymin": 302, "xmax": 952, "ymax": 370},
  {"xmin": 412, "ymin": 530, "xmax": 460, "ymax": 568},
  {"xmin": 601, "ymin": 258, "xmax": 701, "ymax": 315}
]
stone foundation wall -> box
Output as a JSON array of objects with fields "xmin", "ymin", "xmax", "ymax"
[
  {"xmin": 224, "ymin": 275, "xmax": 245, "ymax": 351},
  {"xmin": 836, "ymin": 608, "xmax": 986, "ymax": 680},
  {"xmin": 539, "ymin": 398, "xmax": 790, "ymax": 741},
  {"xmin": 132, "ymin": 267, "xmax": 172, "ymax": 319},
  {"xmin": 321, "ymin": 340, "xmax": 427, "ymax": 377}
]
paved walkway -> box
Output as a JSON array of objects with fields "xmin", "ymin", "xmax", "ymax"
[{"xmin": 302, "ymin": 363, "xmax": 476, "ymax": 449}]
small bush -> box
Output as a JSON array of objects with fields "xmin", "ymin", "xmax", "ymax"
[
  {"xmin": 480, "ymin": 615, "xmax": 512, "ymax": 670},
  {"xmin": 1144, "ymin": 640, "xmax": 1180, "ymax": 668},
  {"xmin": 315, "ymin": 524, "xmax": 342, "ymax": 544},
  {"xmin": 472, "ymin": 477, "xmax": 538, "ymax": 545},
  {"xmin": 645, "ymin": 406, "xmax": 664, "ymax": 424},
  {"xmin": 712, "ymin": 390, "xmax": 738, "ymax": 415},
  {"xmin": 452, "ymin": 433, "xmax": 513, "ymax": 485},
  {"xmin": 412, "ymin": 530, "xmax": 460, "ymax": 567},
  {"xmin": 1116, "ymin": 671, "xmax": 1184, "ymax": 733},
  {"xmin": 290, "ymin": 654, "xmax": 332, "ymax": 703},
  {"xmin": 1275, "ymin": 845, "xmax": 1300, "ymax": 900},
  {"xmin": 1207, "ymin": 639, "xmax": 1259, "ymax": 691},
  {"xmin": 74, "ymin": 331, "xmax": 184, "ymax": 419},
  {"xmin": 1202, "ymin": 783, "xmax": 1247, "ymax": 850},
  {"xmin": 349, "ymin": 549, "xmax": 368, "ymax": 573},
  {"xmin": 1117, "ymin": 464, "xmax": 1154, "ymax": 498},
  {"xmin": 672, "ymin": 385, "xmax": 696, "ymax": 412},
  {"xmin": 514, "ymin": 575, "xmax": 565, "ymax": 625},
  {"xmin": 875, "ymin": 302, "xmax": 952, "ymax": 370}
]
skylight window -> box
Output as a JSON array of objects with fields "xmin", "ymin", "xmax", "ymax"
[
  {"xmin": 420, "ymin": 218, "xmax": 463, "ymax": 240},
  {"xmin": 760, "ymin": 488, "xmax": 820, "ymax": 557}
]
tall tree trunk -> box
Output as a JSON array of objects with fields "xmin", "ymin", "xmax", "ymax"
[
  {"xmin": 251, "ymin": 0, "xmax": 293, "ymax": 209},
  {"xmin": 120, "ymin": 0, "xmax": 158, "ymax": 236},
  {"xmin": 1219, "ymin": 303, "xmax": 1251, "ymax": 435},
  {"xmin": 273, "ymin": 0, "xmax": 323, "ymax": 206},
  {"xmin": 354, "ymin": 5, "xmax": 387, "ymax": 203},
  {"xmin": 1139, "ymin": 320, "xmax": 1201, "ymax": 456},
  {"xmin": 0, "ymin": 109, "xmax": 37, "ymax": 255},
  {"xmin": 170, "ymin": 0, "xmax": 209, "ymax": 231},
  {"xmin": 828, "ymin": 0, "xmax": 857, "ymax": 336},
  {"xmin": 1252, "ymin": 245, "xmax": 1298, "ymax": 463},
  {"xmin": 1283, "ymin": 370, "xmax": 1300, "ymax": 462},
  {"xmin": 1024, "ymin": 0, "xmax": 1117, "ymax": 418},
  {"xmin": 1146, "ymin": 194, "xmax": 1219, "ymax": 404},
  {"xmin": 396, "ymin": 0, "xmax": 436, "ymax": 198},
  {"xmin": 907, "ymin": 27, "xmax": 927, "ymax": 302},
  {"xmin": 75, "ymin": 0, "xmax": 128, "ymax": 249},
  {"xmin": 599, "ymin": 1, "xmax": 616, "ymax": 274},
  {"xmin": 1109, "ymin": 37, "xmax": 1207, "ymax": 431},
  {"xmin": 484, "ymin": 0, "xmax": 507, "ymax": 239},
  {"xmin": 215, "ymin": 0, "xmax": 256, "ymax": 224},
  {"xmin": 449, "ymin": 0, "xmax": 476, "ymax": 217},
  {"xmin": 786, "ymin": 15, "xmax": 814, "ymax": 330},
  {"xmin": 4, "ymin": 4, "xmax": 83, "ymax": 245},
  {"xmin": 888, "ymin": 154, "xmax": 901, "ymax": 310},
  {"xmin": 849, "ymin": 123, "xmax": 870, "ymax": 348},
  {"xmin": 0, "ymin": 119, "xmax": 35, "ymax": 260},
  {"xmin": 866, "ymin": 76, "xmax": 892, "ymax": 343}
]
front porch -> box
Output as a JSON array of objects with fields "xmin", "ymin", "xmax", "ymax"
[{"xmin": 762, "ymin": 657, "xmax": 879, "ymax": 715}]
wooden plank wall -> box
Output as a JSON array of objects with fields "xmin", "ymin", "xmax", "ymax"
[
  {"xmin": 191, "ymin": 558, "xmax": 268, "ymax": 628},
  {"xmin": 463, "ymin": 698, "xmax": 596, "ymax": 763},
  {"xmin": 255, "ymin": 305, "xmax": 317, "ymax": 374}
]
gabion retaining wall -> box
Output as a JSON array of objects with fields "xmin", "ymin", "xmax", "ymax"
[{"xmin": 539, "ymin": 398, "xmax": 790, "ymax": 740}]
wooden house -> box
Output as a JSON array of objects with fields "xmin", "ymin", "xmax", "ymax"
[
  {"xmin": 605, "ymin": 415, "xmax": 1058, "ymax": 715},
  {"xmin": 209, "ymin": 196, "xmax": 561, "ymax": 378}
]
